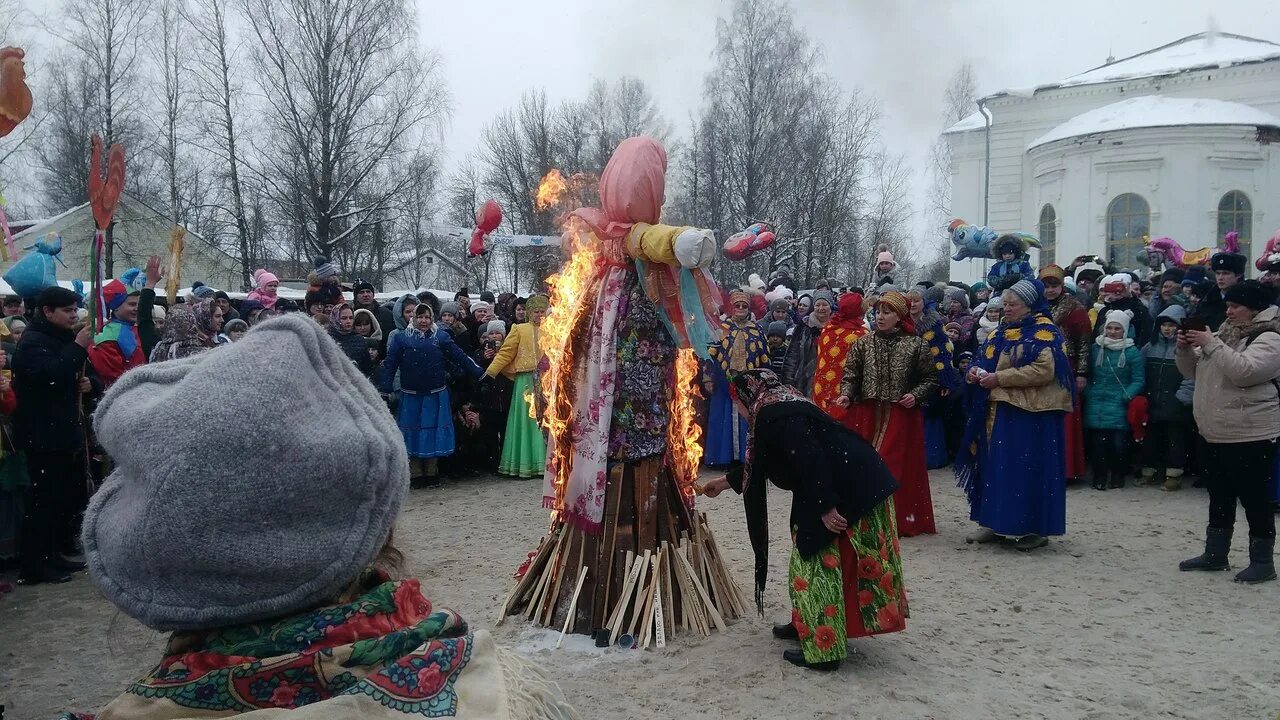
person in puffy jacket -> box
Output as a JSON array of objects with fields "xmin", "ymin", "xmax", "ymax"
[
  {"xmin": 1141, "ymin": 305, "xmax": 1193, "ymax": 490},
  {"xmin": 1176, "ymin": 280, "xmax": 1280, "ymax": 584},
  {"xmin": 1085, "ymin": 309, "xmax": 1145, "ymax": 490},
  {"xmin": 380, "ymin": 303, "xmax": 483, "ymax": 487}
]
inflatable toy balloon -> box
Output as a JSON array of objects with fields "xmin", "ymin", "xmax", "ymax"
[
  {"xmin": 468, "ymin": 199, "xmax": 503, "ymax": 257},
  {"xmin": 0, "ymin": 47, "xmax": 32, "ymax": 139},
  {"xmin": 722, "ymin": 223, "xmax": 776, "ymax": 261},
  {"xmin": 3, "ymin": 235, "xmax": 67, "ymax": 297},
  {"xmin": 948, "ymin": 218, "xmax": 1000, "ymax": 262}
]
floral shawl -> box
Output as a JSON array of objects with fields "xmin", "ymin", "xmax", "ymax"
[
  {"xmin": 955, "ymin": 289, "xmax": 1074, "ymax": 507},
  {"xmin": 148, "ymin": 305, "xmax": 214, "ymax": 364},
  {"xmin": 60, "ymin": 580, "xmax": 577, "ymax": 720}
]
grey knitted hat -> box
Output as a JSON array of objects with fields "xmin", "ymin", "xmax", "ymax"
[
  {"xmin": 83, "ymin": 313, "xmax": 409, "ymax": 631},
  {"xmin": 811, "ymin": 289, "xmax": 836, "ymax": 308},
  {"xmin": 1007, "ymin": 279, "xmax": 1040, "ymax": 309},
  {"xmin": 439, "ymin": 301, "xmax": 459, "ymax": 318}
]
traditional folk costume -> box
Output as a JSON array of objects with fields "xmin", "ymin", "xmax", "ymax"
[
  {"xmin": 957, "ymin": 279, "xmax": 1074, "ymax": 547},
  {"xmin": 705, "ymin": 298, "xmax": 768, "ymax": 466},
  {"xmin": 841, "ymin": 292, "xmax": 940, "ymax": 537},
  {"xmin": 1042, "ymin": 265, "xmax": 1092, "ymax": 481},
  {"xmin": 811, "ymin": 293, "xmax": 868, "ymax": 415},
  {"xmin": 484, "ymin": 296, "xmax": 548, "ymax": 478},
  {"xmin": 500, "ymin": 137, "xmax": 743, "ymax": 638},
  {"xmin": 725, "ymin": 370, "xmax": 904, "ymax": 669}
]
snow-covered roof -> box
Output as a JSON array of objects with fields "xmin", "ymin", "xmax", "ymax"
[
  {"xmin": 943, "ymin": 111, "xmax": 987, "ymax": 135},
  {"xmin": 1027, "ymin": 96, "xmax": 1280, "ymax": 150},
  {"xmin": 1054, "ymin": 32, "xmax": 1280, "ymax": 91}
]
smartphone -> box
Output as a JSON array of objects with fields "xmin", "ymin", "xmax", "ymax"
[{"xmin": 1181, "ymin": 317, "xmax": 1207, "ymax": 332}]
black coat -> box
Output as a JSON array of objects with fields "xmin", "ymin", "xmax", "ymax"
[
  {"xmin": 1092, "ymin": 296, "xmax": 1153, "ymax": 348},
  {"xmin": 781, "ymin": 321, "xmax": 822, "ymax": 395},
  {"xmin": 329, "ymin": 327, "xmax": 375, "ymax": 376},
  {"xmin": 1190, "ymin": 287, "xmax": 1227, "ymax": 331},
  {"xmin": 12, "ymin": 316, "xmax": 96, "ymax": 453}
]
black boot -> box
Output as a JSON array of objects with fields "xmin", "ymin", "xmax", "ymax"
[
  {"xmin": 51, "ymin": 555, "xmax": 87, "ymax": 572},
  {"xmin": 1090, "ymin": 467, "xmax": 1107, "ymax": 491},
  {"xmin": 1179, "ymin": 526, "xmax": 1232, "ymax": 572},
  {"xmin": 1233, "ymin": 536, "xmax": 1276, "ymax": 584},
  {"xmin": 1108, "ymin": 469, "xmax": 1125, "ymax": 489},
  {"xmin": 772, "ymin": 622, "xmax": 799, "ymax": 640},
  {"xmin": 17, "ymin": 564, "xmax": 74, "ymax": 586},
  {"xmin": 782, "ymin": 648, "xmax": 841, "ymax": 671}
]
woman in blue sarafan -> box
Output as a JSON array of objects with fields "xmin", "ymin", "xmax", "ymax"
[
  {"xmin": 956, "ymin": 278, "xmax": 1075, "ymax": 551},
  {"xmin": 704, "ymin": 288, "xmax": 768, "ymax": 466},
  {"xmin": 906, "ymin": 285, "xmax": 961, "ymax": 469}
]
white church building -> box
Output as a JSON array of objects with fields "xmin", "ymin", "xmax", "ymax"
[{"xmin": 944, "ymin": 32, "xmax": 1280, "ymax": 283}]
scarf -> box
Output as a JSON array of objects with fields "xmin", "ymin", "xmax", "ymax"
[
  {"xmin": 148, "ymin": 305, "xmax": 213, "ymax": 363},
  {"xmin": 728, "ymin": 368, "xmax": 819, "ymax": 615},
  {"xmin": 1216, "ymin": 310, "xmax": 1280, "ymax": 348},
  {"xmin": 329, "ymin": 303, "xmax": 355, "ymax": 336},
  {"xmin": 954, "ymin": 307, "xmax": 1074, "ymax": 508},
  {"xmin": 710, "ymin": 316, "xmax": 766, "ymax": 375},
  {"xmin": 830, "ymin": 293, "xmax": 865, "ymax": 332},
  {"xmin": 1095, "ymin": 334, "xmax": 1135, "ymax": 366},
  {"xmin": 71, "ymin": 579, "xmax": 573, "ymax": 720}
]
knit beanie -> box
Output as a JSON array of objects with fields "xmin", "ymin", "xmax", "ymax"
[
  {"xmin": 875, "ymin": 245, "xmax": 897, "ymax": 270},
  {"xmin": 1007, "ymin": 278, "xmax": 1039, "ymax": 309},
  {"xmin": 83, "ymin": 313, "xmax": 408, "ymax": 631},
  {"xmin": 1223, "ymin": 279, "xmax": 1276, "ymax": 311},
  {"xmin": 480, "ymin": 291, "xmax": 496, "ymax": 303},
  {"xmin": 352, "ymin": 279, "xmax": 375, "ymax": 294},
  {"xmin": 526, "ymin": 294, "xmax": 550, "ymax": 312},
  {"xmin": 485, "ymin": 319, "xmax": 507, "ymax": 336},
  {"xmin": 1159, "ymin": 267, "xmax": 1186, "ymax": 285},
  {"xmin": 471, "ymin": 301, "xmax": 492, "ymax": 315},
  {"xmin": 252, "ymin": 269, "xmax": 279, "ymax": 290},
  {"xmin": 439, "ymin": 301, "xmax": 460, "ymax": 318},
  {"xmin": 811, "ymin": 289, "xmax": 835, "ymax": 308},
  {"xmin": 224, "ymin": 318, "xmax": 248, "ymax": 334},
  {"xmin": 1104, "ymin": 309, "xmax": 1134, "ymax": 336},
  {"xmin": 768, "ymin": 298, "xmax": 789, "ymax": 313},
  {"xmin": 313, "ymin": 255, "xmax": 339, "ymax": 280},
  {"xmin": 766, "ymin": 320, "xmax": 787, "ymax": 338},
  {"xmin": 190, "ymin": 281, "xmax": 216, "ymax": 300},
  {"xmin": 923, "ymin": 284, "xmax": 946, "ymax": 308}
]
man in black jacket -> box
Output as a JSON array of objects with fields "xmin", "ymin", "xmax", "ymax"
[
  {"xmin": 13, "ymin": 287, "xmax": 98, "ymax": 585},
  {"xmin": 1191, "ymin": 251, "xmax": 1246, "ymax": 331}
]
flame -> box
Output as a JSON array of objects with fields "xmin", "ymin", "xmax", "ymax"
[
  {"xmin": 668, "ymin": 347, "xmax": 704, "ymax": 506},
  {"xmin": 537, "ymin": 219, "xmax": 601, "ymax": 518},
  {"xmin": 535, "ymin": 169, "xmax": 568, "ymax": 211},
  {"xmin": 524, "ymin": 389, "xmax": 537, "ymax": 420}
]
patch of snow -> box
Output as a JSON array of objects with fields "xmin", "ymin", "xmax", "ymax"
[
  {"xmin": 943, "ymin": 111, "xmax": 988, "ymax": 135},
  {"xmin": 1027, "ymin": 96, "xmax": 1280, "ymax": 150},
  {"xmin": 1055, "ymin": 33, "xmax": 1280, "ymax": 90}
]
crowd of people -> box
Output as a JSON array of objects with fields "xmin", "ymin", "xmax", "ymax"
[{"xmin": 0, "ymin": 239, "xmax": 1277, "ymax": 686}]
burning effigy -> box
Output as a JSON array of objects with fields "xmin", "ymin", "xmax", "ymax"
[{"xmin": 496, "ymin": 137, "xmax": 746, "ymax": 647}]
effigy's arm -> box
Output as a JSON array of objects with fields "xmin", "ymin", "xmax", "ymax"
[{"xmin": 624, "ymin": 222, "xmax": 722, "ymax": 358}]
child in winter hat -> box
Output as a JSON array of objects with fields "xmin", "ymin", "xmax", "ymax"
[{"xmin": 247, "ymin": 269, "xmax": 280, "ymax": 310}]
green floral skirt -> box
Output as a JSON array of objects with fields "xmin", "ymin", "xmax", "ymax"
[{"xmin": 788, "ymin": 499, "xmax": 908, "ymax": 663}]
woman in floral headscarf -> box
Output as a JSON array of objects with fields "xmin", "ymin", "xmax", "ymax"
[
  {"xmin": 836, "ymin": 291, "xmax": 939, "ymax": 537},
  {"xmin": 148, "ymin": 302, "xmax": 220, "ymax": 363},
  {"xmin": 702, "ymin": 369, "xmax": 904, "ymax": 671},
  {"xmin": 956, "ymin": 278, "xmax": 1074, "ymax": 551}
]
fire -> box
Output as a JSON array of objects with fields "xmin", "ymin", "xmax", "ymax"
[
  {"xmin": 535, "ymin": 169, "xmax": 568, "ymax": 211},
  {"xmin": 537, "ymin": 218, "xmax": 601, "ymax": 517},
  {"xmin": 668, "ymin": 347, "xmax": 704, "ymax": 505}
]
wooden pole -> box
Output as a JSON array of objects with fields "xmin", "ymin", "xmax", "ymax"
[{"xmin": 556, "ymin": 565, "xmax": 589, "ymax": 649}]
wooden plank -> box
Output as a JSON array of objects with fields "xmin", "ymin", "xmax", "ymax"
[
  {"xmin": 557, "ymin": 565, "xmax": 589, "ymax": 649},
  {"xmin": 587, "ymin": 464, "xmax": 623, "ymax": 634},
  {"xmin": 660, "ymin": 541, "xmax": 675, "ymax": 636},
  {"xmin": 608, "ymin": 550, "xmax": 644, "ymax": 646},
  {"xmin": 604, "ymin": 550, "xmax": 636, "ymax": 634},
  {"xmin": 542, "ymin": 528, "xmax": 575, "ymax": 627},
  {"xmin": 675, "ymin": 542, "xmax": 726, "ymax": 632},
  {"xmin": 626, "ymin": 549, "xmax": 653, "ymax": 638},
  {"xmin": 634, "ymin": 458, "xmax": 659, "ymax": 555}
]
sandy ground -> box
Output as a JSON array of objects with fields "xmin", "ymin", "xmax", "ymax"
[{"xmin": 1, "ymin": 469, "xmax": 1277, "ymax": 720}]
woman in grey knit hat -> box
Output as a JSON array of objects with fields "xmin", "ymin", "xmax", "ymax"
[{"xmin": 74, "ymin": 314, "xmax": 577, "ymax": 719}]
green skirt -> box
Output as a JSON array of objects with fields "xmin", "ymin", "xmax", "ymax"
[
  {"xmin": 788, "ymin": 499, "xmax": 908, "ymax": 663},
  {"xmin": 499, "ymin": 372, "xmax": 546, "ymax": 478}
]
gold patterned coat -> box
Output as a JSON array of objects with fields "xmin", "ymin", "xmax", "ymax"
[{"xmin": 839, "ymin": 329, "xmax": 940, "ymax": 405}]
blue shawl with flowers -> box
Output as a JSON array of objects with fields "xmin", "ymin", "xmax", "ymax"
[{"xmin": 954, "ymin": 306, "xmax": 1074, "ymax": 506}]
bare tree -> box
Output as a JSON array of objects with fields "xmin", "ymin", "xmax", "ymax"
[
  {"xmin": 239, "ymin": 0, "xmax": 449, "ymax": 263},
  {"xmin": 151, "ymin": 0, "xmax": 187, "ymax": 224},
  {"xmin": 187, "ymin": 0, "xmax": 254, "ymax": 286},
  {"xmin": 33, "ymin": 53, "xmax": 96, "ymax": 212},
  {"xmin": 925, "ymin": 63, "xmax": 977, "ymax": 262},
  {"xmin": 860, "ymin": 152, "xmax": 914, "ymax": 286}
]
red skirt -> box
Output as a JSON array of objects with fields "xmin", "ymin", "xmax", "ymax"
[
  {"xmin": 1063, "ymin": 397, "xmax": 1086, "ymax": 481},
  {"xmin": 846, "ymin": 401, "xmax": 936, "ymax": 537}
]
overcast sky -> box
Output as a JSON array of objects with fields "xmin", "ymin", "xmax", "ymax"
[{"xmin": 422, "ymin": 0, "xmax": 1280, "ymax": 253}]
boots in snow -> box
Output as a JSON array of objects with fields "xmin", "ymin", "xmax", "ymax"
[
  {"xmin": 1138, "ymin": 467, "xmax": 1156, "ymax": 487},
  {"xmin": 1108, "ymin": 469, "xmax": 1125, "ymax": 490},
  {"xmin": 1162, "ymin": 468, "xmax": 1183, "ymax": 492},
  {"xmin": 1233, "ymin": 536, "xmax": 1276, "ymax": 584},
  {"xmin": 1179, "ymin": 526, "xmax": 1232, "ymax": 572}
]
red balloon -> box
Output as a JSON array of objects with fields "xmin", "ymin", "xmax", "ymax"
[{"xmin": 468, "ymin": 199, "xmax": 503, "ymax": 257}]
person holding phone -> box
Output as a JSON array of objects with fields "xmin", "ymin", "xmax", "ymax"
[{"xmin": 1176, "ymin": 280, "xmax": 1280, "ymax": 584}]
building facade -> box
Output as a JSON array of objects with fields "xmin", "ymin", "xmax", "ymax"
[{"xmin": 945, "ymin": 32, "xmax": 1280, "ymax": 282}]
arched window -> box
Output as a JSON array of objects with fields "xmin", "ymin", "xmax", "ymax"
[
  {"xmin": 1037, "ymin": 204, "xmax": 1057, "ymax": 266},
  {"xmin": 1106, "ymin": 194, "xmax": 1150, "ymax": 268},
  {"xmin": 1217, "ymin": 191, "xmax": 1252, "ymax": 260}
]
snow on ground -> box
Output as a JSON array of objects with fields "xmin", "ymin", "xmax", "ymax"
[{"xmin": 2, "ymin": 469, "xmax": 1276, "ymax": 719}]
